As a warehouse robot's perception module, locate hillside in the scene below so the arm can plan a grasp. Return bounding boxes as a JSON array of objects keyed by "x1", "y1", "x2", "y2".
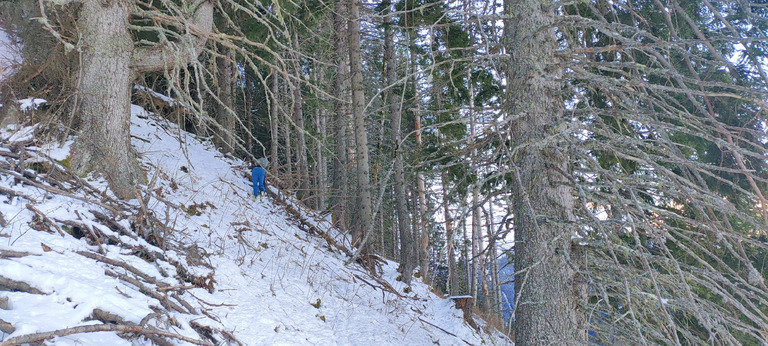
[{"x1": 0, "y1": 101, "x2": 511, "y2": 345}]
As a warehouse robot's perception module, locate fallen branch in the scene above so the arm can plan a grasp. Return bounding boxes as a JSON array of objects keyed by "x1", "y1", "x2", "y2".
[
  {"x1": 267, "y1": 188, "x2": 352, "y2": 257},
  {"x1": 0, "y1": 186, "x2": 38, "y2": 203},
  {"x1": 0, "y1": 323, "x2": 212, "y2": 346},
  {"x1": 76, "y1": 251, "x2": 164, "y2": 286},
  {"x1": 417, "y1": 317, "x2": 473, "y2": 345},
  {"x1": 25, "y1": 204, "x2": 65, "y2": 237},
  {"x1": 352, "y1": 273, "x2": 406, "y2": 299},
  {"x1": 91, "y1": 210, "x2": 137, "y2": 240},
  {"x1": 0, "y1": 168, "x2": 121, "y2": 215},
  {"x1": 0, "y1": 275, "x2": 45, "y2": 294},
  {"x1": 104, "y1": 269, "x2": 188, "y2": 314},
  {"x1": 0, "y1": 249, "x2": 38, "y2": 259}
]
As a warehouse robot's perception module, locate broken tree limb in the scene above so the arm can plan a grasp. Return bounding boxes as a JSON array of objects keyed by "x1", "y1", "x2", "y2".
[
  {"x1": 0, "y1": 323, "x2": 212, "y2": 346},
  {"x1": 25, "y1": 204, "x2": 66, "y2": 237},
  {"x1": 0, "y1": 275, "x2": 45, "y2": 294},
  {"x1": 266, "y1": 188, "x2": 352, "y2": 257},
  {"x1": 104, "y1": 269, "x2": 188, "y2": 314},
  {"x1": 0, "y1": 249, "x2": 38, "y2": 259},
  {"x1": 0, "y1": 186, "x2": 38, "y2": 203},
  {"x1": 75, "y1": 251, "x2": 162, "y2": 286},
  {"x1": 0, "y1": 168, "x2": 120, "y2": 215}
]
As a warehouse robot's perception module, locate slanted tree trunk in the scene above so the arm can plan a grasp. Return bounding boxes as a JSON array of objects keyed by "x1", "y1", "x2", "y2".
[
  {"x1": 70, "y1": 0, "x2": 212, "y2": 200},
  {"x1": 348, "y1": 0, "x2": 373, "y2": 251},
  {"x1": 506, "y1": 0, "x2": 585, "y2": 343}
]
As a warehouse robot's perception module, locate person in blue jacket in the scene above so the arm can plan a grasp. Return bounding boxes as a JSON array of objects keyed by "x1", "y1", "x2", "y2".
[{"x1": 251, "y1": 161, "x2": 266, "y2": 200}]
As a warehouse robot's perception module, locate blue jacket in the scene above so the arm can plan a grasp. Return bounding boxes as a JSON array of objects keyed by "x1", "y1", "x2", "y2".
[{"x1": 252, "y1": 167, "x2": 266, "y2": 197}]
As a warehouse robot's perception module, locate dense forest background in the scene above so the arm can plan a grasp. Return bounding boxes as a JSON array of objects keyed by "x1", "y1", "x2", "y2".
[{"x1": 1, "y1": 0, "x2": 767, "y2": 343}]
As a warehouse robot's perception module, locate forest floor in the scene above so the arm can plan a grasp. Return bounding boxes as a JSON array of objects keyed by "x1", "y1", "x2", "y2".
[{"x1": 0, "y1": 100, "x2": 511, "y2": 345}]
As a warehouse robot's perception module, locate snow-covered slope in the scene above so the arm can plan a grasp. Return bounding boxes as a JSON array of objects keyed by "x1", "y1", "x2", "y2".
[{"x1": 0, "y1": 103, "x2": 510, "y2": 345}]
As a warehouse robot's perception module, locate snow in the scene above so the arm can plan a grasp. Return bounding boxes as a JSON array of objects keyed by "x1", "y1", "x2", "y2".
[
  {"x1": 17, "y1": 98, "x2": 47, "y2": 112},
  {"x1": 0, "y1": 27, "x2": 21, "y2": 83},
  {"x1": 0, "y1": 102, "x2": 511, "y2": 345}
]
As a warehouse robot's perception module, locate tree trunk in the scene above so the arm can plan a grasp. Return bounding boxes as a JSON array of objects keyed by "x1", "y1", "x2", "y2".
[
  {"x1": 71, "y1": 0, "x2": 142, "y2": 200},
  {"x1": 71, "y1": 0, "x2": 212, "y2": 200},
  {"x1": 416, "y1": 107, "x2": 428, "y2": 285},
  {"x1": 270, "y1": 73, "x2": 280, "y2": 166},
  {"x1": 348, "y1": 0, "x2": 373, "y2": 251},
  {"x1": 330, "y1": 0, "x2": 349, "y2": 229},
  {"x1": 215, "y1": 44, "x2": 235, "y2": 154},
  {"x1": 291, "y1": 32, "x2": 309, "y2": 202},
  {"x1": 443, "y1": 173, "x2": 458, "y2": 296},
  {"x1": 383, "y1": 1, "x2": 414, "y2": 284},
  {"x1": 282, "y1": 75, "x2": 293, "y2": 187},
  {"x1": 507, "y1": 0, "x2": 585, "y2": 343}
]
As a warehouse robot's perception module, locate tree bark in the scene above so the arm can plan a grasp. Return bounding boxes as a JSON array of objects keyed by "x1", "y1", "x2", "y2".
[
  {"x1": 330, "y1": 0, "x2": 349, "y2": 229},
  {"x1": 506, "y1": 0, "x2": 585, "y2": 343},
  {"x1": 70, "y1": 0, "x2": 142, "y2": 200},
  {"x1": 347, "y1": 0, "x2": 373, "y2": 251},
  {"x1": 290, "y1": 32, "x2": 309, "y2": 202},
  {"x1": 215, "y1": 44, "x2": 235, "y2": 154},
  {"x1": 270, "y1": 73, "x2": 280, "y2": 165},
  {"x1": 442, "y1": 173, "x2": 458, "y2": 296},
  {"x1": 383, "y1": 1, "x2": 414, "y2": 284},
  {"x1": 70, "y1": 0, "x2": 212, "y2": 200}
]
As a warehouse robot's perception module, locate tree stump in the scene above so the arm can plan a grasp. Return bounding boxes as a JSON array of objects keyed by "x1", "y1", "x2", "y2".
[{"x1": 449, "y1": 295, "x2": 478, "y2": 330}]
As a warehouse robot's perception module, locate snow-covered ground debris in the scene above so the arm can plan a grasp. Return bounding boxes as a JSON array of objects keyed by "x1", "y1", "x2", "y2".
[{"x1": 0, "y1": 103, "x2": 511, "y2": 345}]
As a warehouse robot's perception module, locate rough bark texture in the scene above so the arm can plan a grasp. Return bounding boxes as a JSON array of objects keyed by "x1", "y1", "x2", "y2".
[
  {"x1": 347, "y1": 0, "x2": 373, "y2": 251},
  {"x1": 215, "y1": 45, "x2": 236, "y2": 154},
  {"x1": 330, "y1": 0, "x2": 349, "y2": 229},
  {"x1": 270, "y1": 74, "x2": 280, "y2": 167},
  {"x1": 442, "y1": 173, "x2": 458, "y2": 296},
  {"x1": 384, "y1": 2, "x2": 414, "y2": 285},
  {"x1": 71, "y1": 0, "x2": 143, "y2": 200},
  {"x1": 70, "y1": 0, "x2": 212, "y2": 200},
  {"x1": 507, "y1": 0, "x2": 585, "y2": 343},
  {"x1": 291, "y1": 32, "x2": 309, "y2": 202}
]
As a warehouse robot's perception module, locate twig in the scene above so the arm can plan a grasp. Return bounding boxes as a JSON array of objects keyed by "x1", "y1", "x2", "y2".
[
  {"x1": 0, "y1": 323, "x2": 212, "y2": 346},
  {"x1": 158, "y1": 284, "x2": 195, "y2": 292}
]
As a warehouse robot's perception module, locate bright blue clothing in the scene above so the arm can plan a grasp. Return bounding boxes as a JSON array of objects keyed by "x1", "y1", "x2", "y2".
[{"x1": 252, "y1": 167, "x2": 266, "y2": 197}]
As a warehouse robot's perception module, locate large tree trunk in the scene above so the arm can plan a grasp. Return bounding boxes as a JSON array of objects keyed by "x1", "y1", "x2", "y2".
[
  {"x1": 71, "y1": 0, "x2": 142, "y2": 200},
  {"x1": 507, "y1": 0, "x2": 585, "y2": 343},
  {"x1": 71, "y1": 0, "x2": 212, "y2": 200},
  {"x1": 383, "y1": 1, "x2": 414, "y2": 284},
  {"x1": 348, "y1": 0, "x2": 373, "y2": 251}
]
